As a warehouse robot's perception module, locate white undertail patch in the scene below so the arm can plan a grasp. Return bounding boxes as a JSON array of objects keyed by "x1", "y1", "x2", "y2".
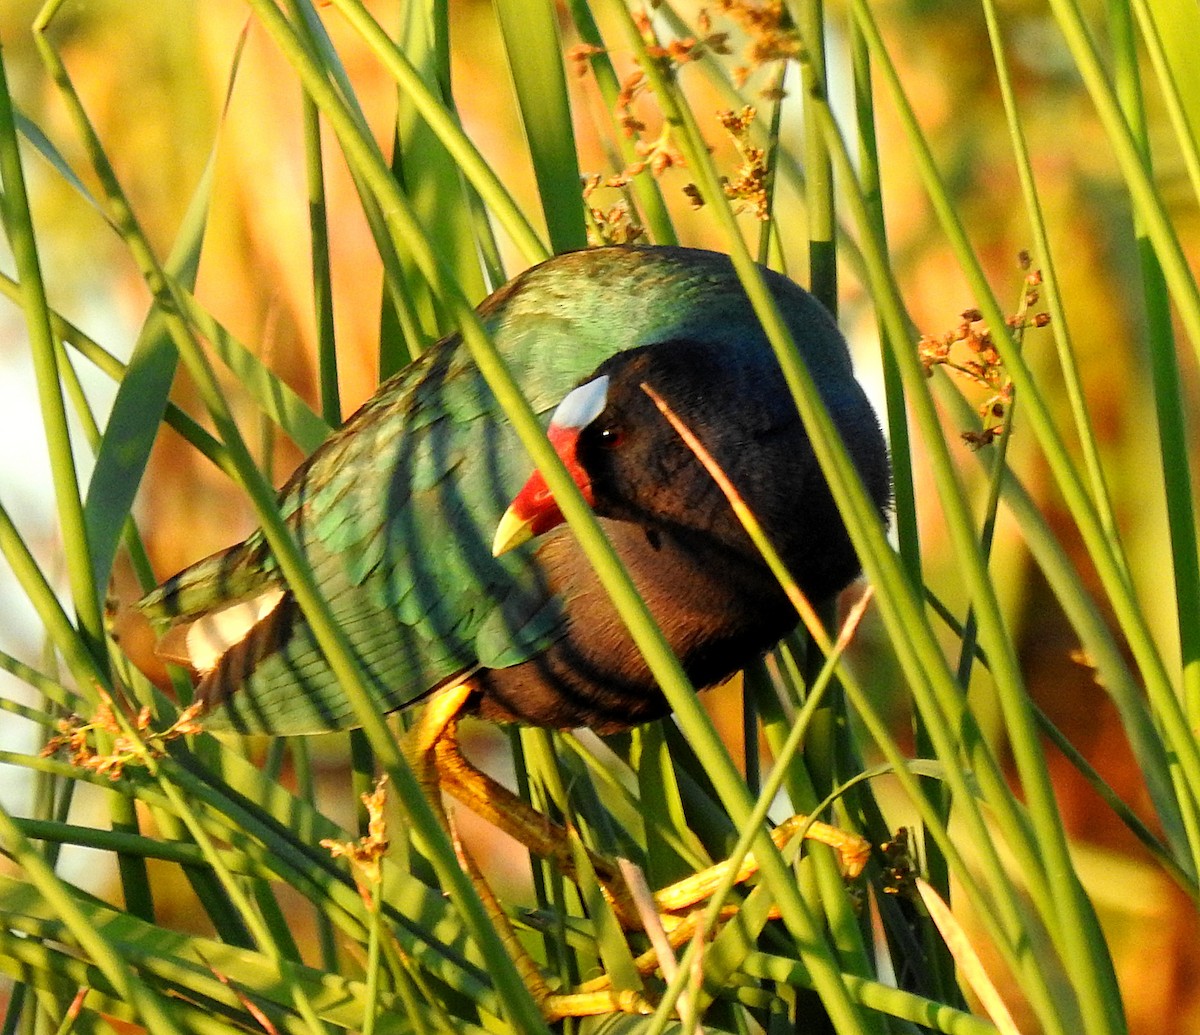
[{"x1": 158, "y1": 589, "x2": 287, "y2": 674}]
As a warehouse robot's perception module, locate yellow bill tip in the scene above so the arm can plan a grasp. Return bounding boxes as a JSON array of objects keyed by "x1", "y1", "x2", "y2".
[{"x1": 492, "y1": 505, "x2": 536, "y2": 557}]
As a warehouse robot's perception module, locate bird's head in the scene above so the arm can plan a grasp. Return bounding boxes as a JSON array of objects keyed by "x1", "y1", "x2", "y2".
[{"x1": 490, "y1": 335, "x2": 882, "y2": 574}]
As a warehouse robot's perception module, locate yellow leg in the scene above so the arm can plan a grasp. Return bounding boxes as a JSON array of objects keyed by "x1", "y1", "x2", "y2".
[
  {"x1": 409, "y1": 683, "x2": 872, "y2": 1018},
  {"x1": 410, "y1": 682, "x2": 634, "y2": 902},
  {"x1": 652, "y1": 814, "x2": 870, "y2": 916},
  {"x1": 424, "y1": 695, "x2": 870, "y2": 914},
  {"x1": 410, "y1": 683, "x2": 653, "y2": 1019}
]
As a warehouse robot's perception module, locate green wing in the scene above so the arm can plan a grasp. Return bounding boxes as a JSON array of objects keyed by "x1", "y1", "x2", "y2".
[{"x1": 142, "y1": 305, "x2": 615, "y2": 734}]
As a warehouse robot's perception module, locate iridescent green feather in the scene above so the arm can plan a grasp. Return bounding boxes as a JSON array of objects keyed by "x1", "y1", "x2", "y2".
[{"x1": 139, "y1": 247, "x2": 859, "y2": 734}]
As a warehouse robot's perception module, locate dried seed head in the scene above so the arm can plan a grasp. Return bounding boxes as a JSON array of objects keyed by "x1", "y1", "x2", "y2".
[{"x1": 321, "y1": 776, "x2": 392, "y2": 900}]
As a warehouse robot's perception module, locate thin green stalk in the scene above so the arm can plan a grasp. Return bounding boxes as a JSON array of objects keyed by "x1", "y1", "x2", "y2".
[
  {"x1": 994, "y1": 0, "x2": 1199, "y2": 870},
  {"x1": 52, "y1": 341, "x2": 161, "y2": 709},
  {"x1": 0, "y1": 502, "x2": 105, "y2": 706},
  {"x1": 756, "y1": 63, "x2": 787, "y2": 268},
  {"x1": 286, "y1": 0, "x2": 439, "y2": 371},
  {"x1": 829, "y1": 686, "x2": 1074, "y2": 1034},
  {"x1": 299, "y1": 82, "x2": 340, "y2": 426},
  {"x1": 1109, "y1": 0, "x2": 1200, "y2": 741},
  {"x1": 362, "y1": 882, "x2": 383, "y2": 1035},
  {"x1": 739, "y1": 952, "x2": 1005, "y2": 1035},
  {"x1": 979, "y1": 0, "x2": 1131, "y2": 586},
  {"x1": 974, "y1": 0, "x2": 1200, "y2": 883},
  {"x1": 830, "y1": 78, "x2": 1123, "y2": 1030},
  {"x1": 287, "y1": 740, "x2": 340, "y2": 970},
  {"x1": 646, "y1": 611, "x2": 869, "y2": 1033},
  {"x1": 0, "y1": 273, "x2": 228, "y2": 464},
  {"x1": 385, "y1": 0, "x2": 490, "y2": 362},
  {"x1": 857, "y1": 0, "x2": 1200, "y2": 885},
  {"x1": 3, "y1": 52, "x2": 168, "y2": 933},
  {"x1": 669, "y1": 0, "x2": 1037, "y2": 917},
  {"x1": 847, "y1": 18, "x2": 919, "y2": 581},
  {"x1": 123, "y1": 754, "x2": 332, "y2": 1032},
  {"x1": 328, "y1": 0, "x2": 549, "y2": 266},
  {"x1": 494, "y1": 0, "x2": 587, "y2": 252},
  {"x1": 794, "y1": 0, "x2": 837, "y2": 310},
  {"x1": 845, "y1": 22, "x2": 947, "y2": 1001},
  {"x1": 936, "y1": 361, "x2": 1193, "y2": 887},
  {"x1": 0, "y1": 805, "x2": 186, "y2": 1035},
  {"x1": 1046, "y1": 0, "x2": 1200, "y2": 363},
  {"x1": 1131, "y1": 0, "x2": 1200, "y2": 208},
  {"x1": 804, "y1": 9, "x2": 1046, "y2": 904},
  {"x1": 1026, "y1": 1, "x2": 1200, "y2": 823},
  {"x1": 0, "y1": 46, "x2": 104, "y2": 672},
  {"x1": 954, "y1": 267, "x2": 1038, "y2": 694},
  {"x1": 1031, "y1": 707, "x2": 1197, "y2": 898}
]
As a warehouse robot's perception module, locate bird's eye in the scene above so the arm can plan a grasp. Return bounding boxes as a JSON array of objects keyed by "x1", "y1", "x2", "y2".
[{"x1": 597, "y1": 425, "x2": 623, "y2": 448}]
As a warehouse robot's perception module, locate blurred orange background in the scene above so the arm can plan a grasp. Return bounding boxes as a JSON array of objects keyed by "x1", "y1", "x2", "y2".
[{"x1": 0, "y1": 1, "x2": 1197, "y2": 1030}]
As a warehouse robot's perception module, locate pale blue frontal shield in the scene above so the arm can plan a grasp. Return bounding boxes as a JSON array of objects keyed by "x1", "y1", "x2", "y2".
[{"x1": 550, "y1": 374, "x2": 610, "y2": 430}]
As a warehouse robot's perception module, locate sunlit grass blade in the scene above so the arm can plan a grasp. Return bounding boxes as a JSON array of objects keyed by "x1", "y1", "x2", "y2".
[
  {"x1": 495, "y1": 0, "x2": 588, "y2": 253},
  {"x1": 0, "y1": 271, "x2": 229, "y2": 466},
  {"x1": 0, "y1": 805, "x2": 187, "y2": 1035},
  {"x1": 1045, "y1": 0, "x2": 1200, "y2": 375},
  {"x1": 328, "y1": 0, "x2": 549, "y2": 268},
  {"x1": 853, "y1": 0, "x2": 1200, "y2": 898},
  {"x1": 0, "y1": 47, "x2": 104, "y2": 667},
  {"x1": 286, "y1": 5, "x2": 339, "y2": 429},
  {"x1": 935, "y1": 372, "x2": 1191, "y2": 878},
  {"x1": 0, "y1": 871, "x2": 421, "y2": 1033},
  {"x1": 385, "y1": 0, "x2": 488, "y2": 353},
  {"x1": 1108, "y1": 0, "x2": 1200, "y2": 754},
  {"x1": 1137, "y1": 0, "x2": 1200, "y2": 203}
]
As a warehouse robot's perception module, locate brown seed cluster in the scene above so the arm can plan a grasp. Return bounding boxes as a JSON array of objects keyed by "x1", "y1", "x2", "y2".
[
  {"x1": 321, "y1": 775, "x2": 391, "y2": 901},
  {"x1": 634, "y1": 5, "x2": 733, "y2": 69},
  {"x1": 721, "y1": 106, "x2": 772, "y2": 219},
  {"x1": 918, "y1": 258, "x2": 1050, "y2": 449},
  {"x1": 573, "y1": 2, "x2": 802, "y2": 242},
  {"x1": 711, "y1": 0, "x2": 802, "y2": 87},
  {"x1": 582, "y1": 175, "x2": 647, "y2": 246},
  {"x1": 41, "y1": 690, "x2": 203, "y2": 781}
]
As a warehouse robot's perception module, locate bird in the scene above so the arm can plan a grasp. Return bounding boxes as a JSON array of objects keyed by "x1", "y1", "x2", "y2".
[
  {"x1": 139, "y1": 244, "x2": 890, "y2": 739},
  {"x1": 139, "y1": 244, "x2": 890, "y2": 1018}
]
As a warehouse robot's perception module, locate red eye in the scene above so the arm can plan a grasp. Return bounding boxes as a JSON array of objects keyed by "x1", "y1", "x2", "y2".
[{"x1": 598, "y1": 425, "x2": 623, "y2": 448}]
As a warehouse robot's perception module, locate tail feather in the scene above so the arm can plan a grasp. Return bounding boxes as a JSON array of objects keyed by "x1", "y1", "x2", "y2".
[
  {"x1": 156, "y1": 588, "x2": 289, "y2": 673},
  {"x1": 195, "y1": 591, "x2": 299, "y2": 713},
  {"x1": 138, "y1": 537, "x2": 273, "y2": 622}
]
